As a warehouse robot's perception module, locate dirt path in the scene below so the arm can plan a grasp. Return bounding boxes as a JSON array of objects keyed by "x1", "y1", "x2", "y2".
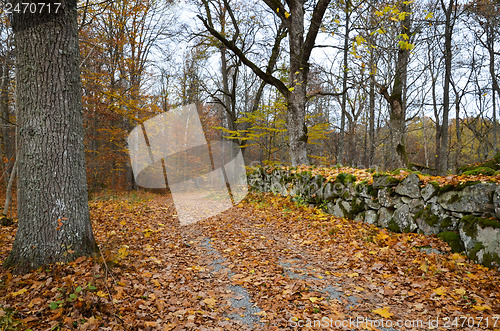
[{"x1": 1, "y1": 192, "x2": 499, "y2": 330}]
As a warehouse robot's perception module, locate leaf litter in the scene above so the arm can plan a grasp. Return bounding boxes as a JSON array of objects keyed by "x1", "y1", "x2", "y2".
[{"x1": 0, "y1": 191, "x2": 498, "y2": 330}]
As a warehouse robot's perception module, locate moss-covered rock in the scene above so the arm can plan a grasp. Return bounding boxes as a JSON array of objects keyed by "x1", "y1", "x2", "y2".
[
  {"x1": 392, "y1": 204, "x2": 417, "y2": 233},
  {"x1": 373, "y1": 173, "x2": 401, "y2": 188},
  {"x1": 462, "y1": 167, "x2": 496, "y2": 176},
  {"x1": 459, "y1": 151, "x2": 500, "y2": 173},
  {"x1": 459, "y1": 215, "x2": 500, "y2": 268},
  {"x1": 437, "y1": 183, "x2": 496, "y2": 213},
  {"x1": 335, "y1": 172, "x2": 357, "y2": 185},
  {"x1": 437, "y1": 231, "x2": 464, "y2": 253},
  {"x1": 395, "y1": 173, "x2": 421, "y2": 198}
]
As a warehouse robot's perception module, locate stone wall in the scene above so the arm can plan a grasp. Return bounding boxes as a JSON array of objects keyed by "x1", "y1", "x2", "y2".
[{"x1": 248, "y1": 167, "x2": 500, "y2": 268}]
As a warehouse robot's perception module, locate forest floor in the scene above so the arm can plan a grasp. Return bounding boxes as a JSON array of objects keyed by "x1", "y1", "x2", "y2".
[{"x1": 0, "y1": 191, "x2": 499, "y2": 330}]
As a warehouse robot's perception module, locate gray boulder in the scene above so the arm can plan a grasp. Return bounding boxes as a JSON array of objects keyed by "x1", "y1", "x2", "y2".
[
  {"x1": 377, "y1": 207, "x2": 394, "y2": 228},
  {"x1": 364, "y1": 197, "x2": 381, "y2": 210},
  {"x1": 421, "y1": 183, "x2": 438, "y2": 201},
  {"x1": 322, "y1": 182, "x2": 336, "y2": 201},
  {"x1": 378, "y1": 187, "x2": 401, "y2": 208},
  {"x1": 459, "y1": 216, "x2": 500, "y2": 268},
  {"x1": 395, "y1": 173, "x2": 421, "y2": 198},
  {"x1": 373, "y1": 174, "x2": 401, "y2": 188},
  {"x1": 331, "y1": 200, "x2": 352, "y2": 218},
  {"x1": 365, "y1": 210, "x2": 378, "y2": 225},
  {"x1": 391, "y1": 204, "x2": 417, "y2": 233},
  {"x1": 494, "y1": 186, "x2": 500, "y2": 219},
  {"x1": 438, "y1": 183, "x2": 497, "y2": 214}
]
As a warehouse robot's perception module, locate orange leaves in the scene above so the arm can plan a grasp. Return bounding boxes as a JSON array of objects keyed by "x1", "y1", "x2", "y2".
[
  {"x1": 1, "y1": 191, "x2": 499, "y2": 329},
  {"x1": 372, "y1": 307, "x2": 394, "y2": 318}
]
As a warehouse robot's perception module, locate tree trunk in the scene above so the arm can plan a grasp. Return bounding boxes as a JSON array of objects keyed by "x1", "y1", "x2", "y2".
[
  {"x1": 337, "y1": 0, "x2": 351, "y2": 165},
  {"x1": 0, "y1": 60, "x2": 14, "y2": 187},
  {"x1": 438, "y1": 0, "x2": 454, "y2": 175},
  {"x1": 487, "y1": 23, "x2": 499, "y2": 153},
  {"x1": 378, "y1": 3, "x2": 410, "y2": 169},
  {"x1": 4, "y1": 0, "x2": 97, "y2": 273},
  {"x1": 287, "y1": 1, "x2": 309, "y2": 165},
  {"x1": 3, "y1": 156, "x2": 16, "y2": 216},
  {"x1": 368, "y1": 49, "x2": 376, "y2": 166}
]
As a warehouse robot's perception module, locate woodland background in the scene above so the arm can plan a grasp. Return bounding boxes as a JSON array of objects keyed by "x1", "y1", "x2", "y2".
[{"x1": 0, "y1": 0, "x2": 499, "y2": 192}]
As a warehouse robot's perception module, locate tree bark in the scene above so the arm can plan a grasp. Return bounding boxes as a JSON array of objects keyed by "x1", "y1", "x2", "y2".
[
  {"x1": 377, "y1": 4, "x2": 411, "y2": 169},
  {"x1": 4, "y1": 0, "x2": 97, "y2": 273},
  {"x1": 438, "y1": 0, "x2": 454, "y2": 175},
  {"x1": 0, "y1": 60, "x2": 14, "y2": 186},
  {"x1": 337, "y1": 0, "x2": 351, "y2": 165},
  {"x1": 487, "y1": 23, "x2": 499, "y2": 153}
]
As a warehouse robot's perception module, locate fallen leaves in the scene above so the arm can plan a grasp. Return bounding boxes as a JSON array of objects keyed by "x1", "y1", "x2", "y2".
[
  {"x1": 0, "y1": 191, "x2": 499, "y2": 329},
  {"x1": 372, "y1": 307, "x2": 394, "y2": 318}
]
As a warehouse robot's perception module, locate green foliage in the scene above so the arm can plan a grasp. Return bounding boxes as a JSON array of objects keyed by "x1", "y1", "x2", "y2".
[
  {"x1": 335, "y1": 173, "x2": 356, "y2": 185},
  {"x1": 0, "y1": 307, "x2": 21, "y2": 330},
  {"x1": 291, "y1": 195, "x2": 307, "y2": 207},
  {"x1": 459, "y1": 152, "x2": 500, "y2": 173},
  {"x1": 49, "y1": 284, "x2": 95, "y2": 312},
  {"x1": 461, "y1": 215, "x2": 500, "y2": 238},
  {"x1": 462, "y1": 167, "x2": 495, "y2": 176},
  {"x1": 437, "y1": 181, "x2": 480, "y2": 194}
]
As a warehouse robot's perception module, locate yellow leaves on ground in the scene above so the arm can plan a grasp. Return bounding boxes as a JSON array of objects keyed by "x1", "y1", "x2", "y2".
[
  {"x1": 96, "y1": 291, "x2": 107, "y2": 298},
  {"x1": 308, "y1": 296, "x2": 323, "y2": 303},
  {"x1": 203, "y1": 298, "x2": 217, "y2": 307},
  {"x1": 473, "y1": 304, "x2": 491, "y2": 311},
  {"x1": 433, "y1": 287, "x2": 446, "y2": 296},
  {"x1": 116, "y1": 245, "x2": 129, "y2": 260},
  {"x1": 11, "y1": 288, "x2": 27, "y2": 297},
  {"x1": 372, "y1": 307, "x2": 394, "y2": 318}
]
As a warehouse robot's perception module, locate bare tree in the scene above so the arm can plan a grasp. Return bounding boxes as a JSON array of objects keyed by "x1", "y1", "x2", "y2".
[{"x1": 199, "y1": 0, "x2": 333, "y2": 165}]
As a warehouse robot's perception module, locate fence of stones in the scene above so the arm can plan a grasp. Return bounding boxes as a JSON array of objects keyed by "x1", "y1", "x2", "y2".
[{"x1": 247, "y1": 167, "x2": 500, "y2": 268}]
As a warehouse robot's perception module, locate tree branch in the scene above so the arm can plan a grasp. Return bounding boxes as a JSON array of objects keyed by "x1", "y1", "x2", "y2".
[
  {"x1": 302, "y1": 0, "x2": 332, "y2": 64},
  {"x1": 198, "y1": 15, "x2": 289, "y2": 97},
  {"x1": 307, "y1": 87, "x2": 350, "y2": 100},
  {"x1": 262, "y1": 0, "x2": 290, "y2": 28}
]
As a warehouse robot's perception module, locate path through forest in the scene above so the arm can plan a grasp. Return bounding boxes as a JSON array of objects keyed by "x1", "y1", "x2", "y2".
[{"x1": 1, "y1": 192, "x2": 499, "y2": 330}]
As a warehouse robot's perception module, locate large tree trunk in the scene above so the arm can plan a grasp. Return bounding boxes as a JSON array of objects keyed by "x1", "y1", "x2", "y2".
[
  {"x1": 487, "y1": 23, "x2": 499, "y2": 153},
  {"x1": 378, "y1": 4, "x2": 410, "y2": 169},
  {"x1": 287, "y1": 1, "x2": 309, "y2": 165},
  {"x1": 4, "y1": 0, "x2": 97, "y2": 273}
]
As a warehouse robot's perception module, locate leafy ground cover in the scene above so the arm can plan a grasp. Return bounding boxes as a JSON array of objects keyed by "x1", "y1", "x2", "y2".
[
  {"x1": 0, "y1": 191, "x2": 499, "y2": 330},
  {"x1": 269, "y1": 165, "x2": 500, "y2": 186}
]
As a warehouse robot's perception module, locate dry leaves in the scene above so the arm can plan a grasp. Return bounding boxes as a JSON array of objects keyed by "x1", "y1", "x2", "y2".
[{"x1": 0, "y1": 191, "x2": 499, "y2": 330}]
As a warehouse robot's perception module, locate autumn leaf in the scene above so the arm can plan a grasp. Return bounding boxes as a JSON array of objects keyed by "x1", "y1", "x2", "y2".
[
  {"x1": 11, "y1": 288, "x2": 27, "y2": 297},
  {"x1": 96, "y1": 291, "x2": 107, "y2": 298},
  {"x1": 473, "y1": 305, "x2": 491, "y2": 311},
  {"x1": 309, "y1": 297, "x2": 323, "y2": 303},
  {"x1": 372, "y1": 307, "x2": 393, "y2": 318},
  {"x1": 433, "y1": 287, "x2": 446, "y2": 296},
  {"x1": 203, "y1": 298, "x2": 217, "y2": 307}
]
